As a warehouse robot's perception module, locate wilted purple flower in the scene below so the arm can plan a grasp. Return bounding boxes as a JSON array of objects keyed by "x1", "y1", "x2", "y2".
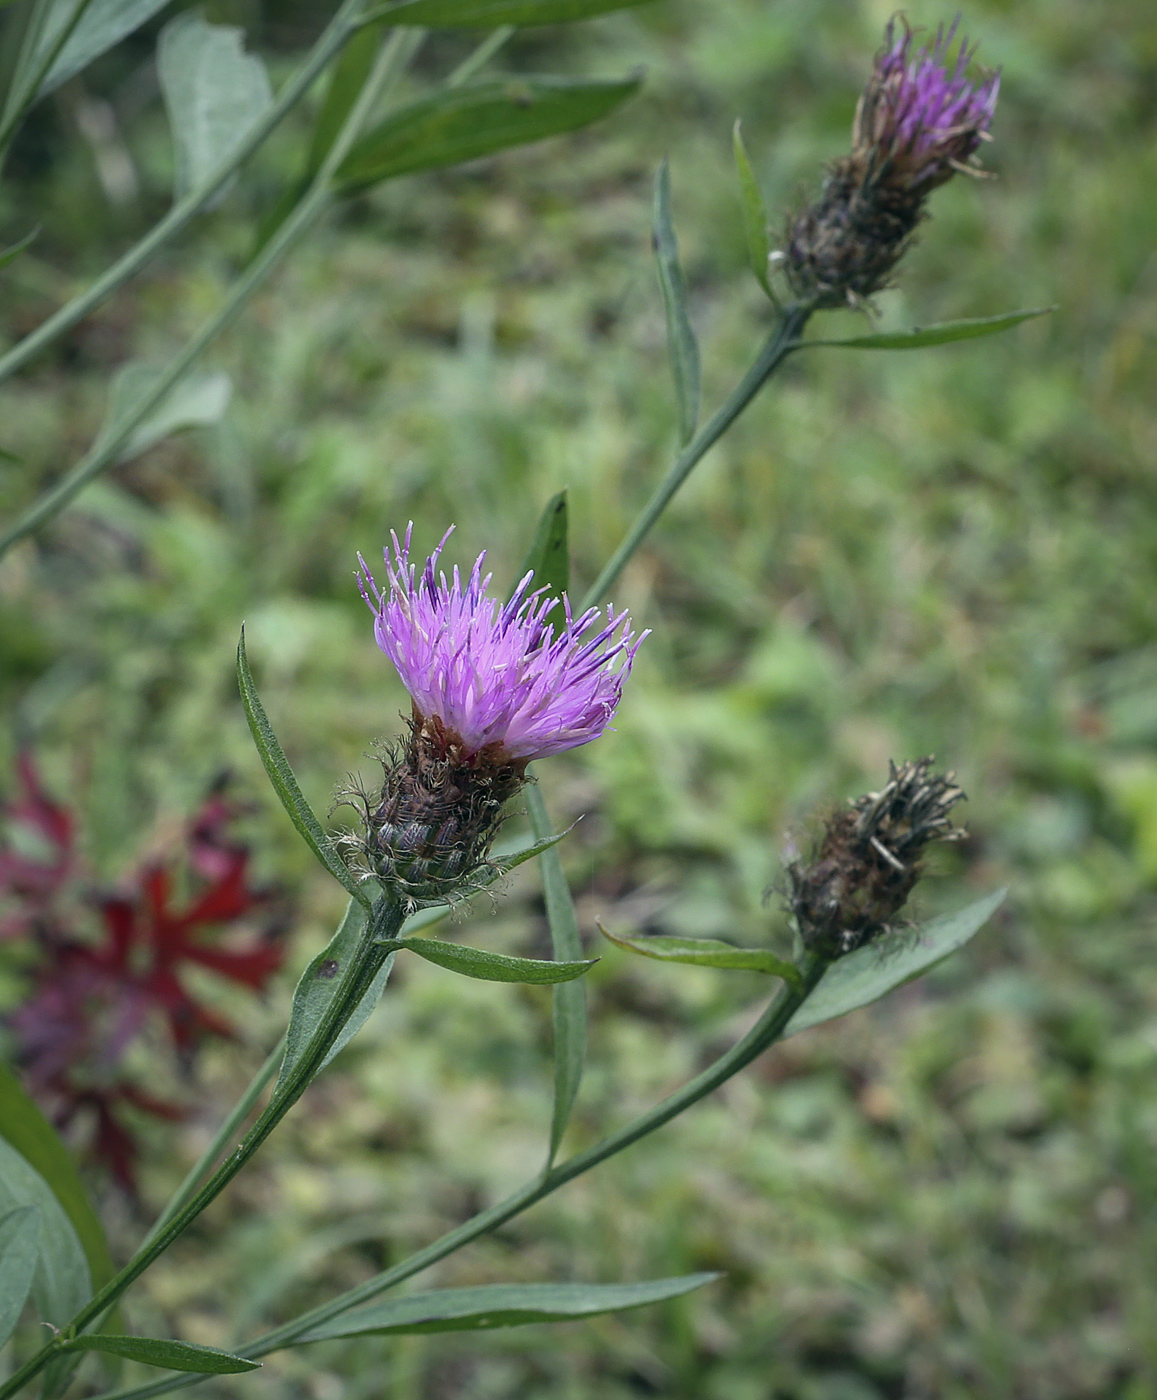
[
  {"x1": 348, "y1": 526, "x2": 646, "y2": 904},
  {"x1": 359, "y1": 526, "x2": 645, "y2": 762},
  {"x1": 785, "y1": 15, "x2": 1000, "y2": 308}
]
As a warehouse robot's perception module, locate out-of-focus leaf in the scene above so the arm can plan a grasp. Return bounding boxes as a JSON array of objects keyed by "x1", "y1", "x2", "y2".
[
  {"x1": 336, "y1": 73, "x2": 640, "y2": 191},
  {"x1": 514, "y1": 490, "x2": 568, "y2": 626},
  {"x1": 295, "y1": 1272, "x2": 720, "y2": 1340},
  {"x1": 0, "y1": 1206, "x2": 40, "y2": 1349},
  {"x1": 95, "y1": 363, "x2": 232, "y2": 464},
  {"x1": 599, "y1": 924, "x2": 802, "y2": 986},
  {"x1": 0, "y1": 1137, "x2": 90, "y2": 1332},
  {"x1": 732, "y1": 121, "x2": 773, "y2": 300},
  {"x1": 785, "y1": 889, "x2": 1007, "y2": 1036},
  {"x1": 37, "y1": 0, "x2": 175, "y2": 96},
  {"x1": 380, "y1": 0, "x2": 655, "y2": 25},
  {"x1": 0, "y1": 227, "x2": 38, "y2": 270},
  {"x1": 60, "y1": 1336, "x2": 259, "y2": 1373},
  {"x1": 157, "y1": 14, "x2": 273, "y2": 201},
  {"x1": 652, "y1": 158, "x2": 699, "y2": 444},
  {"x1": 799, "y1": 307, "x2": 1055, "y2": 351},
  {"x1": 394, "y1": 936, "x2": 595, "y2": 984},
  {"x1": 237, "y1": 629, "x2": 369, "y2": 907},
  {"x1": 0, "y1": 1062, "x2": 114, "y2": 1295}
]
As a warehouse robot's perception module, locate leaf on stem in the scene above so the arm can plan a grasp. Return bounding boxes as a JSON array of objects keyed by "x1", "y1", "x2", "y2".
[
  {"x1": 0, "y1": 227, "x2": 38, "y2": 271},
  {"x1": 0, "y1": 1137, "x2": 91, "y2": 1333},
  {"x1": 95, "y1": 362, "x2": 232, "y2": 464},
  {"x1": 60, "y1": 1336, "x2": 259, "y2": 1374},
  {"x1": 0, "y1": 1062, "x2": 115, "y2": 1296},
  {"x1": 784, "y1": 888, "x2": 1007, "y2": 1037},
  {"x1": 514, "y1": 490, "x2": 568, "y2": 628},
  {"x1": 395, "y1": 937, "x2": 595, "y2": 984},
  {"x1": 36, "y1": 0, "x2": 177, "y2": 96},
  {"x1": 652, "y1": 158, "x2": 700, "y2": 445},
  {"x1": 237, "y1": 629, "x2": 370, "y2": 907},
  {"x1": 158, "y1": 14, "x2": 273, "y2": 203},
  {"x1": 0, "y1": 1206, "x2": 40, "y2": 1350},
  {"x1": 798, "y1": 306, "x2": 1056, "y2": 351},
  {"x1": 599, "y1": 923, "x2": 802, "y2": 986},
  {"x1": 294, "y1": 1272, "x2": 720, "y2": 1339},
  {"x1": 732, "y1": 121, "x2": 775, "y2": 302},
  {"x1": 379, "y1": 0, "x2": 656, "y2": 24},
  {"x1": 335, "y1": 74, "x2": 640, "y2": 192}
]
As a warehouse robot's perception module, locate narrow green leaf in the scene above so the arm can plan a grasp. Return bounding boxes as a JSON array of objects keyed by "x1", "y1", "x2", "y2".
[
  {"x1": 296, "y1": 1272, "x2": 719, "y2": 1340},
  {"x1": 237, "y1": 628, "x2": 370, "y2": 907},
  {"x1": 37, "y1": 0, "x2": 175, "y2": 97},
  {"x1": 305, "y1": 22, "x2": 382, "y2": 179},
  {"x1": 158, "y1": 15, "x2": 273, "y2": 202},
  {"x1": 0, "y1": 1137, "x2": 91, "y2": 1331},
  {"x1": 95, "y1": 363, "x2": 232, "y2": 464},
  {"x1": 0, "y1": 1061, "x2": 114, "y2": 1295},
  {"x1": 514, "y1": 490, "x2": 569, "y2": 630},
  {"x1": 0, "y1": 1205, "x2": 40, "y2": 1349},
  {"x1": 599, "y1": 923, "x2": 802, "y2": 986},
  {"x1": 381, "y1": 0, "x2": 656, "y2": 25},
  {"x1": 336, "y1": 74, "x2": 640, "y2": 192},
  {"x1": 652, "y1": 158, "x2": 700, "y2": 444},
  {"x1": 61, "y1": 1336, "x2": 259, "y2": 1374},
  {"x1": 799, "y1": 307, "x2": 1056, "y2": 351},
  {"x1": 278, "y1": 898, "x2": 392, "y2": 1091},
  {"x1": 397, "y1": 936, "x2": 595, "y2": 984},
  {"x1": 0, "y1": 226, "x2": 38, "y2": 271},
  {"x1": 732, "y1": 120, "x2": 774, "y2": 301},
  {"x1": 489, "y1": 828, "x2": 568, "y2": 875},
  {"x1": 785, "y1": 889, "x2": 1007, "y2": 1037}
]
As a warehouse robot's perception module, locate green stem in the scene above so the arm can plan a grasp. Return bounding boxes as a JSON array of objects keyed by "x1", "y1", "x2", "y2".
[
  {"x1": 580, "y1": 304, "x2": 810, "y2": 611},
  {"x1": 0, "y1": 0, "x2": 369, "y2": 389},
  {"x1": 0, "y1": 897, "x2": 404, "y2": 1400},
  {"x1": 77, "y1": 955, "x2": 827, "y2": 1400},
  {"x1": 0, "y1": 24, "x2": 421, "y2": 560},
  {"x1": 446, "y1": 24, "x2": 513, "y2": 87}
]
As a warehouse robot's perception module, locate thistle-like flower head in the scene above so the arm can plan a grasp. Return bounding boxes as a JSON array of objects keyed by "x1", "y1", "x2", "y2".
[
  {"x1": 350, "y1": 526, "x2": 646, "y2": 905},
  {"x1": 358, "y1": 525, "x2": 646, "y2": 763},
  {"x1": 785, "y1": 15, "x2": 999, "y2": 308}
]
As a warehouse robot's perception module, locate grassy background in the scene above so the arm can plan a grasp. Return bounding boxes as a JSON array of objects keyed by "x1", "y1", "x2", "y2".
[{"x1": 3, "y1": 0, "x2": 1157, "y2": 1395}]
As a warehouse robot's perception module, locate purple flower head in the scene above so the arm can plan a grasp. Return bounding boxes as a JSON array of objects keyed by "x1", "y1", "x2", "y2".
[
  {"x1": 359, "y1": 525, "x2": 647, "y2": 763},
  {"x1": 855, "y1": 16, "x2": 1000, "y2": 192}
]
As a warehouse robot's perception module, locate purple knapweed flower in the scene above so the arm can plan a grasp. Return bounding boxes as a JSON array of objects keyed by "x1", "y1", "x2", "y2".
[
  {"x1": 346, "y1": 526, "x2": 646, "y2": 904},
  {"x1": 784, "y1": 14, "x2": 1000, "y2": 308}
]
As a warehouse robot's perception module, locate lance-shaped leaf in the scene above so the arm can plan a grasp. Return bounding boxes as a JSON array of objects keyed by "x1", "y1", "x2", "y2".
[
  {"x1": 514, "y1": 490, "x2": 569, "y2": 630},
  {"x1": 0, "y1": 1063, "x2": 114, "y2": 1296},
  {"x1": 237, "y1": 629, "x2": 370, "y2": 907},
  {"x1": 36, "y1": 0, "x2": 175, "y2": 96},
  {"x1": 0, "y1": 1138, "x2": 90, "y2": 1333},
  {"x1": 599, "y1": 923, "x2": 802, "y2": 988},
  {"x1": 797, "y1": 307, "x2": 1055, "y2": 352},
  {"x1": 158, "y1": 15, "x2": 273, "y2": 202},
  {"x1": 295, "y1": 1273, "x2": 719, "y2": 1340},
  {"x1": 96, "y1": 363, "x2": 232, "y2": 464},
  {"x1": 380, "y1": 0, "x2": 656, "y2": 24},
  {"x1": 785, "y1": 889, "x2": 1007, "y2": 1037},
  {"x1": 60, "y1": 1336, "x2": 259, "y2": 1374},
  {"x1": 0, "y1": 1206, "x2": 40, "y2": 1349},
  {"x1": 652, "y1": 158, "x2": 700, "y2": 444},
  {"x1": 336, "y1": 73, "x2": 640, "y2": 192},
  {"x1": 0, "y1": 227, "x2": 38, "y2": 271},
  {"x1": 732, "y1": 120, "x2": 774, "y2": 302},
  {"x1": 394, "y1": 936, "x2": 595, "y2": 984}
]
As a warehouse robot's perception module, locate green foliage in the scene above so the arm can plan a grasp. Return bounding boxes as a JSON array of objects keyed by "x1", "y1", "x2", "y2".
[
  {"x1": 652, "y1": 157, "x2": 700, "y2": 443},
  {"x1": 59, "y1": 1335, "x2": 259, "y2": 1373},
  {"x1": 599, "y1": 923, "x2": 801, "y2": 983},
  {"x1": 0, "y1": 1206, "x2": 39, "y2": 1349},
  {"x1": 800, "y1": 306, "x2": 1057, "y2": 351},
  {"x1": 0, "y1": 1139, "x2": 90, "y2": 1331},
  {"x1": 382, "y1": 0, "x2": 657, "y2": 25},
  {"x1": 393, "y1": 936, "x2": 596, "y2": 983}
]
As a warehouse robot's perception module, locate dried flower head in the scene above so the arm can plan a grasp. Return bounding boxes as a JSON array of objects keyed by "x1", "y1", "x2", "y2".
[
  {"x1": 787, "y1": 757, "x2": 967, "y2": 958},
  {"x1": 350, "y1": 526, "x2": 646, "y2": 904},
  {"x1": 784, "y1": 16, "x2": 999, "y2": 308}
]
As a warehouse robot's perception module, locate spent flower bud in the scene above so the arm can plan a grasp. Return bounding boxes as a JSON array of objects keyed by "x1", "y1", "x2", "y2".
[
  {"x1": 787, "y1": 758, "x2": 966, "y2": 958},
  {"x1": 344, "y1": 526, "x2": 646, "y2": 905},
  {"x1": 784, "y1": 16, "x2": 999, "y2": 308}
]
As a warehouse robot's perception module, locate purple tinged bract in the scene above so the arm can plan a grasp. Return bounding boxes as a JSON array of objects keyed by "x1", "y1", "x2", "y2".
[{"x1": 358, "y1": 526, "x2": 647, "y2": 763}]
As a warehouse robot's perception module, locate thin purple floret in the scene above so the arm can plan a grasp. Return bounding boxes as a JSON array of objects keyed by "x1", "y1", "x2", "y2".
[{"x1": 359, "y1": 526, "x2": 648, "y2": 762}]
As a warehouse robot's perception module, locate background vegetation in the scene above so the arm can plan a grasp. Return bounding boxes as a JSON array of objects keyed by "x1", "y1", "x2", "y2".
[{"x1": 3, "y1": 0, "x2": 1157, "y2": 1394}]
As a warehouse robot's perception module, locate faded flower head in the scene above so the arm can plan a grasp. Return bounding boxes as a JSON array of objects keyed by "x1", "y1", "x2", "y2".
[
  {"x1": 348, "y1": 526, "x2": 646, "y2": 904},
  {"x1": 787, "y1": 758, "x2": 966, "y2": 959},
  {"x1": 785, "y1": 16, "x2": 1000, "y2": 308}
]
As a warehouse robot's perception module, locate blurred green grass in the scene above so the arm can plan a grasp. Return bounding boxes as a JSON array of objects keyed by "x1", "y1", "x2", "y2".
[{"x1": 3, "y1": 0, "x2": 1157, "y2": 1395}]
